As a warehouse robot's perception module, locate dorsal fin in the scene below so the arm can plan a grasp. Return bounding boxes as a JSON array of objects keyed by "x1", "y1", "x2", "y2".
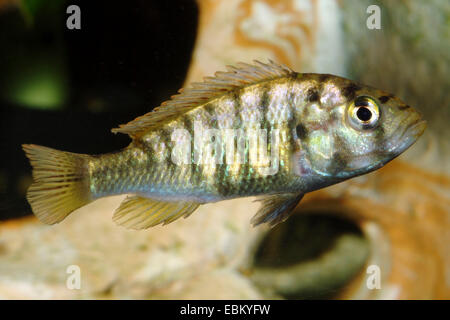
[{"x1": 111, "y1": 60, "x2": 294, "y2": 137}]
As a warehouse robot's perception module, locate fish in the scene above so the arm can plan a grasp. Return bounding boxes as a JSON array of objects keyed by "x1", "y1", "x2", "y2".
[{"x1": 22, "y1": 60, "x2": 426, "y2": 229}]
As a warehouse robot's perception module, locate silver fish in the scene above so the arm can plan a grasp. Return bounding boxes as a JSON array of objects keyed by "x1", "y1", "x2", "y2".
[{"x1": 22, "y1": 60, "x2": 426, "y2": 228}]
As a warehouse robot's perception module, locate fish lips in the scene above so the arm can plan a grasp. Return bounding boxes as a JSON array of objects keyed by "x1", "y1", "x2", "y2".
[
  {"x1": 372, "y1": 119, "x2": 427, "y2": 171},
  {"x1": 391, "y1": 119, "x2": 427, "y2": 156}
]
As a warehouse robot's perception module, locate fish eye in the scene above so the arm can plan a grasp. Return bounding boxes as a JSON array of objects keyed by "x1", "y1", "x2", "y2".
[
  {"x1": 348, "y1": 96, "x2": 380, "y2": 130},
  {"x1": 356, "y1": 107, "x2": 372, "y2": 121}
]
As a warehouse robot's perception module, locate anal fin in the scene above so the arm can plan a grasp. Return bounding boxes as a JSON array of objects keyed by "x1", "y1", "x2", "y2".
[
  {"x1": 251, "y1": 193, "x2": 304, "y2": 227},
  {"x1": 113, "y1": 196, "x2": 200, "y2": 229}
]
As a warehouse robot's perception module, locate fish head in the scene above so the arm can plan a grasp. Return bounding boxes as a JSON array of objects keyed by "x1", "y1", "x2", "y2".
[
  {"x1": 294, "y1": 77, "x2": 426, "y2": 181},
  {"x1": 324, "y1": 87, "x2": 426, "y2": 179}
]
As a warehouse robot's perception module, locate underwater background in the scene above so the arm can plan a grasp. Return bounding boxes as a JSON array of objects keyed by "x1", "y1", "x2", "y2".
[{"x1": 0, "y1": 0, "x2": 448, "y2": 299}]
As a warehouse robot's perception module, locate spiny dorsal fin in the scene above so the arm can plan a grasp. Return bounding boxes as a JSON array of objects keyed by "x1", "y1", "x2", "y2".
[
  {"x1": 112, "y1": 195, "x2": 200, "y2": 229},
  {"x1": 111, "y1": 60, "x2": 294, "y2": 137},
  {"x1": 251, "y1": 193, "x2": 304, "y2": 227}
]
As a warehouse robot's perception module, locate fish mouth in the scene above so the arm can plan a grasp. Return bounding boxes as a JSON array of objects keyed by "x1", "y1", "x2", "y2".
[
  {"x1": 393, "y1": 119, "x2": 427, "y2": 154},
  {"x1": 408, "y1": 119, "x2": 427, "y2": 137}
]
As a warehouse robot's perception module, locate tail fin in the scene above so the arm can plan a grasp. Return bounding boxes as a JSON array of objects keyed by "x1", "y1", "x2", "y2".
[{"x1": 22, "y1": 144, "x2": 92, "y2": 225}]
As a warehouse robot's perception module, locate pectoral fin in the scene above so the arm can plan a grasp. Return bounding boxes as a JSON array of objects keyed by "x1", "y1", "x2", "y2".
[
  {"x1": 113, "y1": 196, "x2": 200, "y2": 229},
  {"x1": 251, "y1": 193, "x2": 304, "y2": 227}
]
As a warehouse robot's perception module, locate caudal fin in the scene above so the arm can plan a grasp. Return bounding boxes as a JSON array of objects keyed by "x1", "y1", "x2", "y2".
[{"x1": 22, "y1": 144, "x2": 92, "y2": 225}]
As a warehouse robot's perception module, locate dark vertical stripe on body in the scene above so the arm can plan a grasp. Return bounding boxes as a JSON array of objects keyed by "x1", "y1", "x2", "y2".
[
  {"x1": 342, "y1": 83, "x2": 361, "y2": 100},
  {"x1": 212, "y1": 92, "x2": 240, "y2": 197},
  {"x1": 289, "y1": 71, "x2": 299, "y2": 79},
  {"x1": 329, "y1": 152, "x2": 348, "y2": 176},
  {"x1": 160, "y1": 127, "x2": 176, "y2": 182},
  {"x1": 178, "y1": 113, "x2": 197, "y2": 186},
  {"x1": 328, "y1": 135, "x2": 351, "y2": 175},
  {"x1": 375, "y1": 125, "x2": 386, "y2": 152},
  {"x1": 306, "y1": 87, "x2": 320, "y2": 102},
  {"x1": 203, "y1": 102, "x2": 217, "y2": 128},
  {"x1": 318, "y1": 74, "x2": 331, "y2": 83},
  {"x1": 260, "y1": 83, "x2": 270, "y2": 129},
  {"x1": 181, "y1": 114, "x2": 193, "y2": 132}
]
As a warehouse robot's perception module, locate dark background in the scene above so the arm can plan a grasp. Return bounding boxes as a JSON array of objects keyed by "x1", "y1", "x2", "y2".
[{"x1": 0, "y1": 0, "x2": 198, "y2": 220}]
